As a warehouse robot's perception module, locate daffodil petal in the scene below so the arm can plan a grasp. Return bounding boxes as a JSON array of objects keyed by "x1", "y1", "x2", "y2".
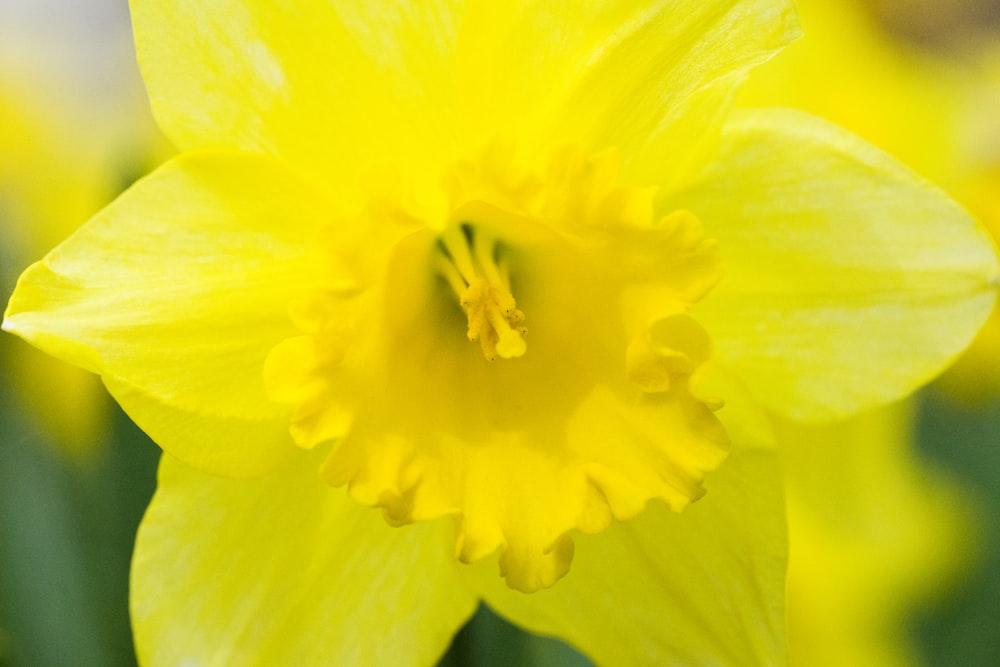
[
  {"x1": 675, "y1": 108, "x2": 1000, "y2": 421},
  {"x1": 457, "y1": 0, "x2": 799, "y2": 190},
  {"x1": 470, "y1": 450, "x2": 788, "y2": 666},
  {"x1": 3, "y1": 152, "x2": 331, "y2": 476},
  {"x1": 131, "y1": 0, "x2": 462, "y2": 188},
  {"x1": 132, "y1": 451, "x2": 477, "y2": 667}
]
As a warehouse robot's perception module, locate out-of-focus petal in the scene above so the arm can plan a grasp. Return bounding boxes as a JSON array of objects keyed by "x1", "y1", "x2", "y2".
[{"x1": 777, "y1": 401, "x2": 974, "y2": 667}]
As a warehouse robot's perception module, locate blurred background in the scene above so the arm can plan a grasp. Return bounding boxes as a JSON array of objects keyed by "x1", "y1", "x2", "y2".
[{"x1": 1, "y1": 0, "x2": 999, "y2": 665}]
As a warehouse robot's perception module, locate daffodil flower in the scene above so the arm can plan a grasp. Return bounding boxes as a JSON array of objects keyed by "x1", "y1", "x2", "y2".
[{"x1": 4, "y1": 0, "x2": 998, "y2": 664}]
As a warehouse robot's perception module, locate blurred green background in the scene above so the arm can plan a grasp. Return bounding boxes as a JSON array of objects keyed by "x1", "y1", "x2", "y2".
[{"x1": 914, "y1": 392, "x2": 1000, "y2": 666}]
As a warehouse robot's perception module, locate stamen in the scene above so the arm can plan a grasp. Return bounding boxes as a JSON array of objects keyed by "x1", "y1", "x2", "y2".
[
  {"x1": 439, "y1": 223, "x2": 527, "y2": 360},
  {"x1": 435, "y1": 251, "x2": 469, "y2": 298},
  {"x1": 439, "y1": 225, "x2": 479, "y2": 284}
]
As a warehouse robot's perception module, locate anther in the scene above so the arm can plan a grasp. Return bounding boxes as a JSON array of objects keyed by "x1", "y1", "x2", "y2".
[{"x1": 438, "y1": 223, "x2": 527, "y2": 360}]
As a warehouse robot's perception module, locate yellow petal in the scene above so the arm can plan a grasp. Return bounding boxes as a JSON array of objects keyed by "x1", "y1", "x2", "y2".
[
  {"x1": 673, "y1": 108, "x2": 1000, "y2": 421},
  {"x1": 131, "y1": 0, "x2": 463, "y2": 189},
  {"x1": 457, "y1": 0, "x2": 800, "y2": 191},
  {"x1": 132, "y1": 451, "x2": 477, "y2": 666},
  {"x1": 469, "y1": 450, "x2": 788, "y2": 665},
  {"x1": 3, "y1": 152, "x2": 333, "y2": 476}
]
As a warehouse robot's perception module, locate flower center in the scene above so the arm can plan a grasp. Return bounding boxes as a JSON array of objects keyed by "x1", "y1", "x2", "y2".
[
  {"x1": 437, "y1": 223, "x2": 526, "y2": 360},
  {"x1": 264, "y1": 144, "x2": 730, "y2": 592}
]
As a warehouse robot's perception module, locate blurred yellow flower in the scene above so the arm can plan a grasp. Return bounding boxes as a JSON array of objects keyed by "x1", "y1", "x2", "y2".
[
  {"x1": 737, "y1": 0, "x2": 966, "y2": 182},
  {"x1": 3, "y1": 0, "x2": 998, "y2": 664},
  {"x1": 936, "y1": 47, "x2": 1000, "y2": 400},
  {"x1": 0, "y1": 0, "x2": 165, "y2": 460},
  {"x1": 778, "y1": 403, "x2": 973, "y2": 667},
  {"x1": 0, "y1": 75, "x2": 108, "y2": 460}
]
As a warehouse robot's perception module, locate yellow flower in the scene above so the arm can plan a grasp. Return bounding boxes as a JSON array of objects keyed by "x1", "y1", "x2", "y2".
[{"x1": 3, "y1": 0, "x2": 998, "y2": 664}]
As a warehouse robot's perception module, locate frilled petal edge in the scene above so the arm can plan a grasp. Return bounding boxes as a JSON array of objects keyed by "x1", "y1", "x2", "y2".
[{"x1": 469, "y1": 450, "x2": 788, "y2": 666}]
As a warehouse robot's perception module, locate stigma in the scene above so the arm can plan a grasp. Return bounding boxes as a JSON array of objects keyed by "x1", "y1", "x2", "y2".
[{"x1": 437, "y1": 222, "x2": 527, "y2": 361}]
